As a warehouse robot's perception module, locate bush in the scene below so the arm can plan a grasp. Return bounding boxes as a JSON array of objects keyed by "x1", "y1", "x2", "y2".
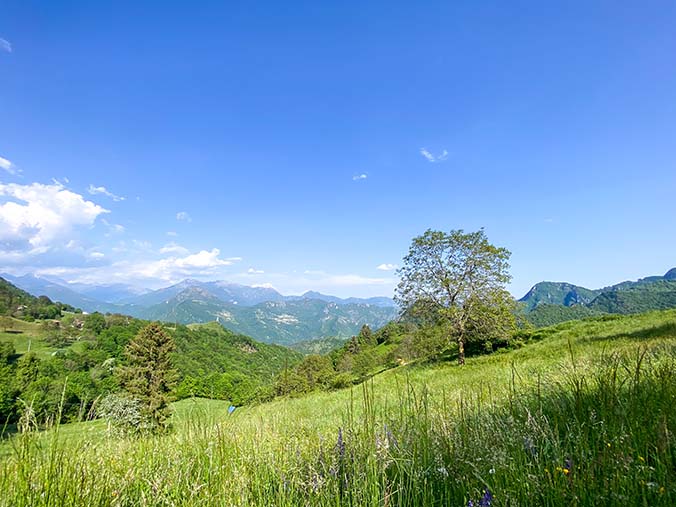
[{"x1": 97, "y1": 393, "x2": 150, "y2": 436}]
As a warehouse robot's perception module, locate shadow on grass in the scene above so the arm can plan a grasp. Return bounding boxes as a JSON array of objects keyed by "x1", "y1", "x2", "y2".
[{"x1": 588, "y1": 321, "x2": 676, "y2": 343}]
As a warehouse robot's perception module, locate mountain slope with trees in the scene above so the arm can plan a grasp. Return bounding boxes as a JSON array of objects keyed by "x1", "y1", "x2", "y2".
[{"x1": 140, "y1": 291, "x2": 398, "y2": 345}]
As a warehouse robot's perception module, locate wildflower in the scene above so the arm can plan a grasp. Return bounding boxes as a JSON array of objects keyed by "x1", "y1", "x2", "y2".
[
  {"x1": 488, "y1": 468, "x2": 495, "y2": 475},
  {"x1": 479, "y1": 489, "x2": 493, "y2": 507},
  {"x1": 638, "y1": 456, "x2": 645, "y2": 463},
  {"x1": 467, "y1": 501, "x2": 475, "y2": 507},
  {"x1": 335, "y1": 428, "x2": 345, "y2": 459},
  {"x1": 385, "y1": 424, "x2": 398, "y2": 449}
]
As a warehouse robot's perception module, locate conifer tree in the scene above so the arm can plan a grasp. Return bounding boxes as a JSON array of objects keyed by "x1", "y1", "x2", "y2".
[{"x1": 118, "y1": 322, "x2": 178, "y2": 432}]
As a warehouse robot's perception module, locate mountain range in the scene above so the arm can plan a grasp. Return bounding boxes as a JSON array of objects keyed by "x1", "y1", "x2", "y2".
[
  {"x1": 1, "y1": 273, "x2": 397, "y2": 345},
  {"x1": 520, "y1": 267, "x2": 676, "y2": 326},
  {"x1": 6, "y1": 266, "x2": 676, "y2": 341}
]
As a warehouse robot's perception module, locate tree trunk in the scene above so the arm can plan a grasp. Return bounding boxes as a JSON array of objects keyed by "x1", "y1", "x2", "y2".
[{"x1": 457, "y1": 336, "x2": 465, "y2": 365}]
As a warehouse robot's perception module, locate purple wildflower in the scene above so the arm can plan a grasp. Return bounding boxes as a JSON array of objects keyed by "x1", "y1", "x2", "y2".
[
  {"x1": 335, "y1": 428, "x2": 345, "y2": 459},
  {"x1": 385, "y1": 424, "x2": 398, "y2": 449},
  {"x1": 479, "y1": 489, "x2": 493, "y2": 507}
]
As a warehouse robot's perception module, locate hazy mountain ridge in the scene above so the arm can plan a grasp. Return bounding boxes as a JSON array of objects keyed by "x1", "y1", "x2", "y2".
[
  {"x1": 4, "y1": 273, "x2": 397, "y2": 345},
  {"x1": 139, "y1": 288, "x2": 398, "y2": 345}
]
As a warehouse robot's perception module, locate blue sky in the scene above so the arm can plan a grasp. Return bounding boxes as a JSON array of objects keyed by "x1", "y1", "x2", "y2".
[{"x1": 1, "y1": 1, "x2": 675, "y2": 298}]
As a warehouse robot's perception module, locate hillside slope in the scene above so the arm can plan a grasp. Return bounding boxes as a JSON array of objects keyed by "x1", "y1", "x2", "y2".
[
  {"x1": 141, "y1": 290, "x2": 398, "y2": 345},
  {"x1": 588, "y1": 280, "x2": 676, "y2": 313},
  {"x1": 3, "y1": 309, "x2": 675, "y2": 506},
  {"x1": 519, "y1": 281, "x2": 599, "y2": 310}
]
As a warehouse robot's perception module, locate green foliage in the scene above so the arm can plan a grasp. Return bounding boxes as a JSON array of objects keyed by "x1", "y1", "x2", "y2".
[
  {"x1": 96, "y1": 393, "x2": 147, "y2": 436},
  {"x1": 84, "y1": 312, "x2": 107, "y2": 335},
  {"x1": 0, "y1": 277, "x2": 77, "y2": 320},
  {"x1": 589, "y1": 281, "x2": 676, "y2": 314},
  {"x1": 117, "y1": 323, "x2": 178, "y2": 433},
  {"x1": 1, "y1": 309, "x2": 675, "y2": 505},
  {"x1": 141, "y1": 296, "x2": 397, "y2": 346},
  {"x1": 396, "y1": 228, "x2": 516, "y2": 364},
  {"x1": 290, "y1": 336, "x2": 347, "y2": 355},
  {"x1": 525, "y1": 303, "x2": 603, "y2": 327},
  {"x1": 519, "y1": 281, "x2": 600, "y2": 310}
]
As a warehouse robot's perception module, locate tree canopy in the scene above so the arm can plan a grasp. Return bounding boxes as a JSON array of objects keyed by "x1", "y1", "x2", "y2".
[
  {"x1": 395, "y1": 229, "x2": 516, "y2": 365},
  {"x1": 117, "y1": 322, "x2": 178, "y2": 433}
]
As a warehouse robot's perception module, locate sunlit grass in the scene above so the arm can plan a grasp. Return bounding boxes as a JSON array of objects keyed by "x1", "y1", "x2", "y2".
[{"x1": 1, "y1": 310, "x2": 675, "y2": 506}]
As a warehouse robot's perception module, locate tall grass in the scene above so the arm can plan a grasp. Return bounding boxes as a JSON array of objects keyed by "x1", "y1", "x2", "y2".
[{"x1": 1, "y1": 314, "x2": 675, "y2": 506}]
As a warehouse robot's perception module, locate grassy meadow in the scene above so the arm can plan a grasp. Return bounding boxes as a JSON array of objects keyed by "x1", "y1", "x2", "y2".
[{"x1": 1, "y1": 310, "x2": 675, "y2": 506}]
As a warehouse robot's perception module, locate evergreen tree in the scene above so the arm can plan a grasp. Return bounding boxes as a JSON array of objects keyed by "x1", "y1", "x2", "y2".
[{"x1": 118, "y1": 322, "x2": 178, "y2": 433}]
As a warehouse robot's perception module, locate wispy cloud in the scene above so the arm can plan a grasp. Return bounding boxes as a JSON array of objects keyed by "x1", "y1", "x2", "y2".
[
  {"x1": 376, "y1": 263, "x2": 398, "y2": 271},
  {"x1": 0, "y1": 38, "x2": 11, "y2": 53},
  {"x1": 88, "y1": 184, "x2": 125, "y2": 202},
  {"x1": 159, "y1": 242, "x2": 189, "y2": 255},
  {"x1": 247, "y1": 267, "x2": 265, "y2": 274},
  {"x1": 352, "y1": 173, "x2": 368, "y2": 181},
  {"x1": 176, "y1": 211, "x2": 191, "y2": 222},
  {"x1": 100, "y1": 218, "x2": 125, "y2": 235},
  {"x1": 0, "y1": 156, "x2": 20, "y2": 175},
  {"x1": 420, "y1": 147, "x2": 448, "y2": 163}
]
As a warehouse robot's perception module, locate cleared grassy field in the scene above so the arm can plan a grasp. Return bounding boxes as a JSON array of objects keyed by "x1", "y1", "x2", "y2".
[
  {"x1": 1, "y1": 310, "x2": 675, "y2": 506},
  {"x1": 0, "y1": 318, "x2": 87, "y2": 359}
]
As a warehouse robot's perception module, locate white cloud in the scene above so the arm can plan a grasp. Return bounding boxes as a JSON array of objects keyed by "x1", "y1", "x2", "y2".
[
  {"x1": 420, "y1": 148, "x2": 448, "y2": 163},
  {"x1": 100, "y1": 218, "x2": 125, "y2": 235},
  {"x1": 352, "y1": 173, "x2": 367, "y2": 181},
  {"x1": 0, "y1": 181, "x2": 108, "y2": 253},
  {"x1": 159, "y1": 242, "x2": 189, "y2": 255},
  {"x1": 0, "y1": 156, "x2": 20, "y2": 175},
  {"x1": 88, "y1": 184, "x2": 125, "y2": 202},
  {"x1": 176, "y1": 211, "x2": 191, "y2": 222},
  {"x1": 133, "y1": 248, "x2": 241, "y2": 281},
  {"x1": 376, "y1": 263, "x2": 398, "y2": 271},
  {"x1": 88, "y1": 251, "x2": 105, "y2": 259},
  {"x1": 247, "y1": 267, "x2": 264, "y2": 274},
  {"x1": 0, "y1": 38, "x2": 11, "y2": 53},
  {"x1": 252, "y1": 283, "x2": 275, "y2": 289},
  {"x1": 166, "y1": 231, "x2": 178, "y2": 237}
]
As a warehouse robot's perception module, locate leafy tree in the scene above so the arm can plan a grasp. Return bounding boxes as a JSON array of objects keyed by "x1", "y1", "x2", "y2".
[
  {"x1": 0, "y1": 316, "x2": 14, "y2": 331},
  {"x1": 395, "y1": 229, "x2": 516, "y2": 365},
  {"x1": 84, "y1": 312, "x2": 107, "y2": 335},
  {"x1": 295, "y1": 354, "x2": 335, "y2": 389},
  {"x1": 117, "y1": 323, "x2": 178, "y2": 433}
]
